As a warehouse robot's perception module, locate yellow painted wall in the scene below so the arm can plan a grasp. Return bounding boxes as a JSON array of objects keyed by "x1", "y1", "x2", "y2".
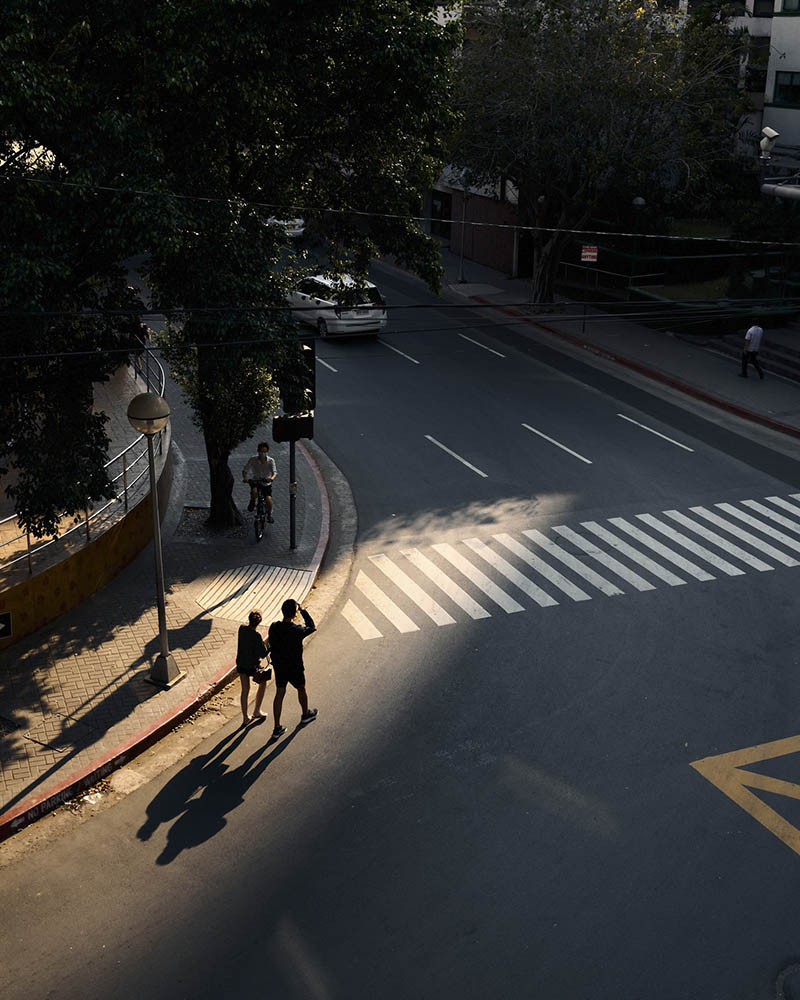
[{"x1": 0, "y1": 449, "x2": 172, "y2": 651}]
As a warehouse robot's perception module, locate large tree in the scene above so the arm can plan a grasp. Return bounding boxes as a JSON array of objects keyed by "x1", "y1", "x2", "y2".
[
  {"x1": 0, "y1": 3, "x2": 151, "y2": 537},
  {"x1": 1, "y1": 1, "x2": 460, "y2": 529},
  {"x1": 453, "y1": 0, "x2": 748, "y2": 303}
]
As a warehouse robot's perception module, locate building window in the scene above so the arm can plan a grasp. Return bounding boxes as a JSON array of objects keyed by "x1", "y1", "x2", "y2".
[
  {"x1": 784, "y1": 0, "x2": 800, "y2": 12},
  {"x1": 753, "y1": 0, "x2": 773, "y2": 14},
  {"x1": 774, "y1": 71, "x2": 800, "y2": 104},
  {"x1": 746, "y1": 36, "x2": 770, "y2": 91}
]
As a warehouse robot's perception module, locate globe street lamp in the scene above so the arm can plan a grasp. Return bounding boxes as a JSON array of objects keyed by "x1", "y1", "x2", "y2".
[{"x1": 127, "y1": 392, "x2": 183, "y2": 688}]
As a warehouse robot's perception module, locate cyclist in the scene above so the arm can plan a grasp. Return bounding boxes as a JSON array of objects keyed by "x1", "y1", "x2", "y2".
[{"x1": 242, "y1": 442, "x2": 277, "y2": 523}]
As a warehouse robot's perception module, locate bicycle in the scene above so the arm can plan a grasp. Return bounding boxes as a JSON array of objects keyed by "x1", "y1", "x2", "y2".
[{"x1": 247, "y1": 479, "x2": 272, "y2": 542}]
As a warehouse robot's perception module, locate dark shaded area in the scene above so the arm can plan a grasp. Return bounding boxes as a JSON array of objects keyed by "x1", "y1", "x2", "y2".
[{"x1": 139, "y1": 724, "x2": 300, "y2": 864}]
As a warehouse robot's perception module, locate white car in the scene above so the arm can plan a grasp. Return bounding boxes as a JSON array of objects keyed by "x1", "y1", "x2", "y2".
[
  {"x1": 267, "y1": 216, "x2": 305, "y2": 239},
  {"x1": 289, "y1": 274, "x2": 387, "y2": 337}
]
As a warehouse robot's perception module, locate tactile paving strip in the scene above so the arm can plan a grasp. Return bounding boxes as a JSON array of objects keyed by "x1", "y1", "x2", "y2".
[{"x1": 196, "y1": 564, "x2": 315, "y2": 625}]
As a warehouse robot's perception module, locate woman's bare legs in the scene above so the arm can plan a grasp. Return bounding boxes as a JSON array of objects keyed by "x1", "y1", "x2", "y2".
[{"x1": 239, "y1": 674, "x2": 252, "y2": 724}]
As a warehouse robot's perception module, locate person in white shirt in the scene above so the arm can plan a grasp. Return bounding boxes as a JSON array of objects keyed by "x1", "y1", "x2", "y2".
[
  {"x1": 740, "y1": 324, "x2": 764, "y2": 379},
  {"x1": 242, "y1": 442, "x2": 277, "y2": 522}
]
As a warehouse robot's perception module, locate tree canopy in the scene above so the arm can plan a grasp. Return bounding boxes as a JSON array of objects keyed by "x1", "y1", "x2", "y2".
[
  {"x1": 1, "y1": 1, "x2": 460, "y2": 530},
  {"x1": 453, "y1": 0, "x2": 748, "y2": 301}
]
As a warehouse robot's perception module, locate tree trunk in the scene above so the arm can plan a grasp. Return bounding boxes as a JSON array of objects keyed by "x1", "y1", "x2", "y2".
[
  {"x1": 530, "y1": 237, "x2": 558, "y2": 305},
  {"x1": 204, "y1": 434, "x2": 242, "y2": 529}
]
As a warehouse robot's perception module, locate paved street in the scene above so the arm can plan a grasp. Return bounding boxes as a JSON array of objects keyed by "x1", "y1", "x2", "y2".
[{"x1": 2, "y1": 259, "x2": 800, "y2": 999}]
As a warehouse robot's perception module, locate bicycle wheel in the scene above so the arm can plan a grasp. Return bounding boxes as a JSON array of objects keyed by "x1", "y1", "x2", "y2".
[{"x1": 254, "y1": 513, "x2": 265, "y2": 542}]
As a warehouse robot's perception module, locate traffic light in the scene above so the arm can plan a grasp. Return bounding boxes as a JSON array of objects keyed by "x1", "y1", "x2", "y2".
[
  {"x1": 272, "y1": 413, "x2": 313, "y2": 442},
  {"x1": 280, "y1": 339, "x2": 315, "y2": 415}
]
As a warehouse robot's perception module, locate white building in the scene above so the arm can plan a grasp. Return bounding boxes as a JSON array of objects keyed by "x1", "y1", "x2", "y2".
[{"x1": 760, "y1": 0, "x2": 800, "y2": 159}]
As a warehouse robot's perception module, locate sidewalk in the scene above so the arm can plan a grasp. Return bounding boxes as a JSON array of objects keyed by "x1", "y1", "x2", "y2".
[
  {"x1": 438, "y1": 246, "x2": 800, "y2": 439},
  {"x1": 0, "y1": 368, "x2": 329, "y2": 840}
]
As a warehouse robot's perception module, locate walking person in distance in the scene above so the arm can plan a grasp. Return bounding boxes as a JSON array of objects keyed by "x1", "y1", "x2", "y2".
[
  {"x1": 236, "y1": 610, "x2": 271, "y2": 726},
  {"x1": 269, "y1": 599, "x2": 318, "y2": 738},
  {"x1": 740, "y1": 323, "x2": 765, "y2": 379}
]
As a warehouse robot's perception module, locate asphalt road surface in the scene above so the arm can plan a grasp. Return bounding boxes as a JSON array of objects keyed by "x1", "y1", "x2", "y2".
[{"x1": 2, "y1": 261, "x2": 800, "y2": 1000}]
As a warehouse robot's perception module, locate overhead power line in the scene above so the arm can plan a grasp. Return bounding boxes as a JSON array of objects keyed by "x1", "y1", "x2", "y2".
[
  {"x1": 9, "y1": 173, "x2": 800, "y2": 249},
  {"x1": 0, "y1": 302, "x2": 786, "y2": 364},
  {"x1": 4, "y1": 295, "x2": 799, "y2": 321}
]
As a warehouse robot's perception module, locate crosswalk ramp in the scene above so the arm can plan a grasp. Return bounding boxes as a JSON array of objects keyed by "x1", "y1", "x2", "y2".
[{"x1": 341, "y1": 493, "x2": 800, "y2": 640}]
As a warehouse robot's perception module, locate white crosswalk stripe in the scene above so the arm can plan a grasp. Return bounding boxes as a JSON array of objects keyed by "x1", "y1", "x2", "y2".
[
  {"x1": 663, "y1": 510, "x2": 773, "y2": 572},
  {"x1": 766, "y1": 496, "x2": 800, "y2": 520},
  {"x1": 493, "y1": 534, "x2": 592, "y2": 602},
  {"x1": 432, "y1": 543, "x2": 525, "y2": 613},
  {"x1": 462, "y1": 538, "x2": 558, "y2": 608},
  {"x1": 634, "y1": 513, "x2": 744, "y2": 577},
  {"x1": 339, "y1": 493, "x2": 800, "y2": 638},
  {"x1": 341, "y1": 600, "x2": 382, "y2": 640},
  {"x1": 401, "y1": 548, "x2": 491, "y2": 619},
  {"x1": 689, "y1": 507, "x2": 799, "y2": 568},
  {"x1": 748, "y1": 499, "x2": 800, "y2": 536},
  {"x1": 581, "y1": 521, "x2": 686, "y2": 586},
  {"x1": 355, "y1": 571, "x2": 419, "y2": 632},
  {"x1": 368, "y1": 553, "x2": 456, "y2": 625},
  {"x1": 715, "y1": 502, "x2": 800, "y2": 558},
  {"x1": 525, "y1": 527, "x2": 627, "y2": 595},
  {"x1": 608, "y1": 517, "x2": 715, "y2": 582}
]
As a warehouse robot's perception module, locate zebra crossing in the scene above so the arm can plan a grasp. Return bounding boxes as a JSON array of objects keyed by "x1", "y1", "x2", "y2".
[{"x1": 341, "y1": 493, "x2": 800, "y2": 640}]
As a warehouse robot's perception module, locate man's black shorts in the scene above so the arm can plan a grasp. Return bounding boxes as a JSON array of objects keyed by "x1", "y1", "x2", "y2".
[
  {"x1": 253, "y1": 482, "x2": 272, "y2": 496},
  {"x1": 274, "y1": 665, "x2": 305, "y2": 689}
]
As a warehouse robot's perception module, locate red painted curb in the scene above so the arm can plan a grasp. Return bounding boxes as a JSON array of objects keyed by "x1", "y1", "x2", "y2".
[
  {"x1": 299, "y1": 439, "x2": 332, "y2": 578},
  {"x1": 0, "y1": 659, "x2": 236, "y2": 843},
  {"x1": 471, "y1": 296, "x2": 800, "y2": 443},
  {"x1": 0, "y1": 444, "x2": 333, "y2": 843}
]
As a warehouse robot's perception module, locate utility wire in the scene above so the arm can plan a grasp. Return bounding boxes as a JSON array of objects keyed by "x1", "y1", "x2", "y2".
[
  {"x1": 3, "y1": 295, "x2": 799, "y2": 320},
  {"x1": 9, "y1": 173, "x2": 800, "y2": 249},
  {"x1": 0, "y1": 304, "x2": 780, "y2": 363}
]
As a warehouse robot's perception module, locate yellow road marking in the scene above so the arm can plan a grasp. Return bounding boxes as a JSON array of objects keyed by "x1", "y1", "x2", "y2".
[{"x1": 692, "y1": 735, "x2": 800, "y2": 857}]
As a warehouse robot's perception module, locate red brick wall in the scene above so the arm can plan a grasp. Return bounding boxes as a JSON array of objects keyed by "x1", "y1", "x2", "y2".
[{"x1": 448, "y1": 191, "x2": 519, "y2": 276}]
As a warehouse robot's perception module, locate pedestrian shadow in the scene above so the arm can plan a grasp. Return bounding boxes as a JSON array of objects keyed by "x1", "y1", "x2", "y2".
[{"x1": 136, "y1": 723, "x2": 300, "y2": 865}]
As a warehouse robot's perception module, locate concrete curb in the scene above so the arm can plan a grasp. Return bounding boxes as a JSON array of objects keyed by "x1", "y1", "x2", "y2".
[
  {"x1": 0, "y1": 440, "x2": 332, "y2": 843},
  {"x1": 470, "y1": 296, "x2": 800, "y2": 443}
]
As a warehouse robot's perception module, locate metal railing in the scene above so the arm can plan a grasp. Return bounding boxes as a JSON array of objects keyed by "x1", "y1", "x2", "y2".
[
  {"x1": 558, "y1": 261, "x2": 666, "y2": 290},
  {"x1": 0, "y1": 338, "x2": 167, "y2": 577}
]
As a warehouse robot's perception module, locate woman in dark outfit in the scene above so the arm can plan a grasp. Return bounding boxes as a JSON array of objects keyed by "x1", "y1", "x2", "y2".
[{"x1": 236, "y1": 609, "x2": 270, "y2": 725}]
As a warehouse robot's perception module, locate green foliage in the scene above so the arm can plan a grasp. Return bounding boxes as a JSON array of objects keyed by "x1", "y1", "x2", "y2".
[
  {"x1": 1, "y1": 0, "x2": 460, "y2": 529},
  {"x1": 453, "y1": 0, "x2": 748, "y2": 301}
]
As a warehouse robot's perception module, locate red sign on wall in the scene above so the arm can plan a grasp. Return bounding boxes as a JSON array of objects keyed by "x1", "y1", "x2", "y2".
[{"x1": 581, "y1": 245, "x2": 598, "y2": 262}]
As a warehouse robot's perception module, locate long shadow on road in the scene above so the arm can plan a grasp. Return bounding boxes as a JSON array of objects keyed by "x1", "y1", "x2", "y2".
[{"x1": 137, "y1": 723, "x2": 301, "y2": 865}]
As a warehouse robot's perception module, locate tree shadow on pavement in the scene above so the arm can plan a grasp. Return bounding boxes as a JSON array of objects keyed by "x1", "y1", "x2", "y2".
[
  {"x1": 0, "y1": 666, "x2": 165, "y2": 817},
  {"x1": 137, "y1": 723, "x2": 300, "y2": 865}
]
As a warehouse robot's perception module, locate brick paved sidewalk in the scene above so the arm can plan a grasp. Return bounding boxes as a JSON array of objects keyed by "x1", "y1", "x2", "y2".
[{"x1": 0, "y1": 369, "x2": 329, "y2": 838}]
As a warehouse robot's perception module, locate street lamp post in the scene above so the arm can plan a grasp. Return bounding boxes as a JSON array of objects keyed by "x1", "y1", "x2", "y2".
[{"x1": 127, "y1": 392, "x2": 183, "y2": 688}]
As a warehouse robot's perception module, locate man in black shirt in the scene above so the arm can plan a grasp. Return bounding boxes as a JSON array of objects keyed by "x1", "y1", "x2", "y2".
[{"x1": 269, "y1": 599, "x2": 317, "y2": 738}]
